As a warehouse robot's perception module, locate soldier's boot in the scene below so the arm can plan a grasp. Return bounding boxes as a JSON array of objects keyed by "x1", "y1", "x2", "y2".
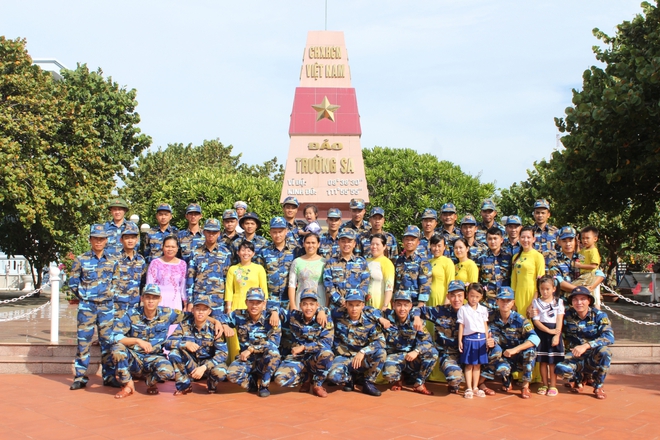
[{"x1": 362, "y1": 381, "x2": 382, "y2": 397}]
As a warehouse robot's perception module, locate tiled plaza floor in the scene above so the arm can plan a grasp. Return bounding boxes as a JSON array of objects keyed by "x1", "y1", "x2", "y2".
[{"x1": 0, "y1": 374, "x2": 657, "y2": 439}]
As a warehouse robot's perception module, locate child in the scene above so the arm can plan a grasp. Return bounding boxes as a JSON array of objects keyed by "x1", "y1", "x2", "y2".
[
  {"x1": 299, "y1": 204, "x2": 321, "y2": 238},
  {"x1": 574, "y1": 226, "x2": 602, "y2": 308},
  {"x1": 532, "y1": 275, "x2": 564, "y2": 397},
  {"x1": 457, "y1": 283, "x2": 490, "y2": 398}
]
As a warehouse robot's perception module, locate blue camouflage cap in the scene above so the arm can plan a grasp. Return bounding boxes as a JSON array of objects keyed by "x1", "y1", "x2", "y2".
[
  {"x1": 403, "y1": 225, "x2": 421, "y2": 238},
  {"x1": 441, "y1": 203, "x2": 457, "y2": 213},
  {"x1": 506, "y1": 215, "x2": 522, "y2": 226},
  {"x1": 447, "y1": 280, "x2": 466, "y2": 293},
  {"x1": 121, "y1": 223, "x2": 139, "y2": 236},
  {"x1": 142, "y1": 284, "x2": 162, "y2": 297},
  {"x1": 299, "y1": 288, "x2": 319, "y2": 302},
  {"x1": 421, "y1": 208, "x2": 438, "y2": 220},
  {"x1": 338, "y1": 229, "x2": 357, "y2": 240},
  {"x1": 270, "y1": 216, "x2": 287, "y2": 229},
  {"x1": 349, "y1": 198, "x2": 366, "y2": 210},
  {"x1": 156, "y1": 203, "x2": 172, "y2": 213},
  {"x1": 558, "y1": 226, "x2": 576, "y2": 240},
  {"x1": 496, "y1": 286, "x2": 515, "y2": 300},
  {"x1": 533, "y1": 198, "x2": 551, "y2": 210},
  {"x1": 369, "y1": 207, "x2": 385, "y2": 217},
  {"x1": 246, "y1": 287, "x2": 266, "y2": 301},
  {"x1": 460, "y1": 214, "x2": 477, "y2": 226},
  {"x1": 90, "y1": 224, "x2": 108, "y2": 238},
  {"x1": 481, "y1": 199, "x2": 497, "y2": 211},
  {"x1": 568, "y1": 286, "x2": 594, "y2": 304},
  {"x1": 345, "y1": 289, "x2": 365, "y2": 302},
  {"x1": 223, "y1": 209, "x2": 238, "y2": 220},
  {"x1": 234, "y1": 201, "x2": 248, "y2": 209},
  {"x1": 282, "y1": 196, "x2": 299, "y2": 207},
  {"x1": 203, "y1": 218, "x2": 222, "y2": 232},
  {"x1": 239, "y1": 212, "x2": 262, "y2": 229},
  {"x1": 186, "y1": 203, "x2": 202, "y2": 214},
  {"x1": 327, "y1": 208, "x2": 342, "y2": 219},
  {"x1": 193, "y1": 296, "x2": 213, "y2": 308},
  {"x1": 392, "y1": 290, "x2": 413, "y2": 302}
]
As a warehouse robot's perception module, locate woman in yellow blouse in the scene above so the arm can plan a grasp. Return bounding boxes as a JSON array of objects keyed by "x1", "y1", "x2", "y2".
[
  {"x1": 511, "y1": 226, "x2": 545, "y2": 316},
  {"x1": 453, "y1": 238, "x2": 478, "y2": 285},
  {"x1": 367, "y1": 234, "x2": 395, "y2": 310},
  {"x1": 225, "y1": 241, "x2": 268, "y2": 361},
  {"x1": 429, "y1": 234, "x2": 455, "y2": 306}
]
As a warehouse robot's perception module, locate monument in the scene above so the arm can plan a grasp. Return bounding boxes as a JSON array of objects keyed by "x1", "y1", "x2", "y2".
[{"x1": 280, "y1": 31, "x2": 369, "y2": 219}]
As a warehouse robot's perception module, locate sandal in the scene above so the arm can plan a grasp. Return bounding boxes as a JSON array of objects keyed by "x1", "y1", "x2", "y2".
[
  {"x1": 570, "y1": 382, "x2": 583, "y2": 394},
  {"x1": 146, "y1": 385, "x2": 159, "y2": 395},
  {"x1": 594, "y1": 388, "x2": 606, "y2": 400},
  {"x1": 474, "y1": 389, "x2": 486, "y2": 398},
  {"x1": 547, "y1": 387, "x2": 558, "y2": 397},
  {"x1": 537, "y1": 386, "x2": 548, "y2": 395},
  {"x1": 114, "y1": 386, "x2": 134, "y2": 399},
  {"x1": 521, "y1": 387, "x2": 531, "y2": 399},
  {"x1": 390, "y1": 380, "x2": 403, "y2": 391},
  {"x1": 412, "y1": 383, "x2": 434, "y2": 396},
  {"x1": 173, "y1": 386, "x2": 192, "y2": 396},
  {"x1": 464, "y1": 388, "x2": 473, "y2": 399},
  {"x1": 478, "y1": 385, "x2": 495, "y2": 396}
]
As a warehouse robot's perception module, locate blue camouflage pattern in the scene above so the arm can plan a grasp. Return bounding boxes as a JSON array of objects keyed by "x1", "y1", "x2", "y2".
[
  {"x1": 323, "y1": 255, "x2": 370, "y2": 308},
  {"x1": 531, "y1": 224, "x2": 558, "y2": 267},
  {"x1": 112, "y1": 251, "x2": 146, "y2": 317},
  {"x1": 104, "y1": 219, "x2": 140, "y2": 258},
  {"x1": 486, "y1": 310, "x2": 539, "y2": 384},
  {"x1": 177, "y1": 229, "x2": 205, "y2": 264},
  {"x1": 186, "y1": 243, "x2": 232, "y2": 317},
  {"x1": 257, "y1": 243, "x2": 298, "y2": 303},
  {"x1": 319, "y1": 232, "x2": 340, "y2": 259},
  {"x1": 394, "y1": 253, "x2": 432, "y2": 304},
  {"x1": 143, "y1": 224, "x2": 179, "y2": 263}
]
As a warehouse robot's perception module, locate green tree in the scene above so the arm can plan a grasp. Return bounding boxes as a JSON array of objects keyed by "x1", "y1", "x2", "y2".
[
  {"x1": 363, "y1": 146, "x2": 495, "y2": 237},
  {"x1": 0, "y1": 37, "x2": 150, "y2": 285}
]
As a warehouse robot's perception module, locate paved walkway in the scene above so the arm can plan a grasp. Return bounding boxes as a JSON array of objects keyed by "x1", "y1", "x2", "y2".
[{"x1": 0, "y1": 374, "x2": 657, "y2": 439}]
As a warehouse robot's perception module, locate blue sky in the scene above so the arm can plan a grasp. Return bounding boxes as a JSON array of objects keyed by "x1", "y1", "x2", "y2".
[{"x1": 3, "y1": 1, "x2": 644, "y2": 189}]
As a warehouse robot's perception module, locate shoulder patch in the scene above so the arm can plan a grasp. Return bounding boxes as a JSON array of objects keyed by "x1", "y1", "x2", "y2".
[
  {"x1": 600, "y1": 317, "x2": 610, "y2": 325},
  {"x1": 523, "y1": 321, "x2": 534, "y2": 332}
]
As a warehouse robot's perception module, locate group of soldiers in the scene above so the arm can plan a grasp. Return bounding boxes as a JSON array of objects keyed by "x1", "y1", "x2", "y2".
[{"x1": 66, "y1": 195, "x2": 614, "y2": 400}]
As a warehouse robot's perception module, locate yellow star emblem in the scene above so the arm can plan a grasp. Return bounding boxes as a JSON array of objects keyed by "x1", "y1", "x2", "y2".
[{"x1": 312, "y1": 96, "x2": 340, "y2": 122}]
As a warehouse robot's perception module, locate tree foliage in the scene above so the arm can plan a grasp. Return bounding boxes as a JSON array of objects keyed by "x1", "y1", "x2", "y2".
[
  {"x1": 0, "y1": 37, "x2": 150, "y2": 284},
  {"x1": 363, "y1": 147, "x2": 496, "y2": 237}
]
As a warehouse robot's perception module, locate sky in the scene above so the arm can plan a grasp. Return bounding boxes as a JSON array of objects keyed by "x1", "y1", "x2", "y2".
[{"x1": 2, "y1": 0, "x2": 645, "y2": 190}]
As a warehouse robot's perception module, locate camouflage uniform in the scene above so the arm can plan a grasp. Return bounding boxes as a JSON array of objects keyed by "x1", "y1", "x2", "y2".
[
  {"x1": 186, "y1": 243, "x2": 232, "y2": 318},
  {"x1": 475, "y1": 222, "x2": 506, "y2": 246},
  {"x1": 327, "y1": 306, "x2": 386, "y2": 385},
  {"x1": 531, "y1": 224, "x2": 558, "y2": 268},
  {"x1": 417, "y1": 304, "x2": 464, "y2": 387},
  {"x1": 165, "y1": 315, "x2": 229, "y2": 392},
  {"x1": 143, "y1": 224, "x2": 179, "y2": 263},
  {"x1": 69, "y1": 244, "x2": 118, "y2": 386},
  {"x1": 274, "y1": 306, "x2": 335, "y2": 388},
  {"x1": 502, "y1": 238, "x2": 521, "y2": 257},
  {"x1": 285, "y1": 219, "x2": 307, "y2": 249},
  {"x1": 394, "y1": 253, "x2": 432, "y2": 304},
  {"x1": 323, "y1": 255, "x2": 370, "y2": 309},
  {"x1": 104, "y1": 219, "x2": 140, "y2": 258},
  {"x1": 465, "y1": 239, "x2": 488, "y2": 263},
  {"x1": 436, "y1": 226, "x2": 462, "y2": 258},
  {"x1": 232, "y1": 235, "x2": 271, "y2": 264},
  {"x1": 113, "y1": 250, "x2": 146, "y2": 319},
  {"x1": 341, "y1": 219, "x2": 371, "y2": 235},
  {"x1": 359, "y1": 231, "x2": 398, "y2": 261},
  {"x1": 178, "y1": 229, "x2": 204, "y2": 264},
  {"x1": 555, "y1": 307, "x2": 614, "y2": 389},
  {"x1": 319, "y1": 232, "x2": 340, "y2": 259},
  {"x1": 476, "y1": 249, "x2": 512, "y2": 311},
  {"x1": 225, "y1": 309, "x2": 282, "y2": 389},
  {"x1": 257, "y1": 243, "x2": 298, "y2": 306}
]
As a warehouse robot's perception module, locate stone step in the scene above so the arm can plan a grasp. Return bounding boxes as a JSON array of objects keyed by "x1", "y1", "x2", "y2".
[
  {"x1": 0, "y1": 356, "x2": 100, "y2": 374},
  {"x1": 610, "y1": 358, "x2": 660, "y2": 375}
]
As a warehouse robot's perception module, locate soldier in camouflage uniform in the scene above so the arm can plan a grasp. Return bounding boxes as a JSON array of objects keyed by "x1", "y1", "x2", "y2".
[
  {"x1": 341, "y1": 198, "x2": 371, "y2": 234},
  {"x1": 485, "y1": 287, "x2": 540, "y2": 399},
  {"x1": 394, "y1": 226, "x2": 432, "y2": 306},
  {"x1": 380, "y1": 290, "x2": 438, "y2": 395},
  {"x1": 476, "y1": 227, "x2": 512, "y2": 312},
  {"x1": 530, "y1": 198, "x2": 558, "y2": 267},
  {"x1": 274, "y1": 289, "x2": 334, "y2": 398},
  {"x1": 417, "y1": 208, "x2": 439, "y2": 259},
  {"x1": 221, "y1": 209, "x2": 243, "y2": 261},
  {"x1": 225, "y1": 288, "x2": 282, "y2": 398},
  {"x1": 437, "y1": 203, "x2": 462, "y2": 258},
  {"x1": 113, "y1": 223, "x2": 146, "y2": 319},
  {"x1": 323, "y1": 229, "x2": 370, "y2": 309},
  {"x1": 165, "y1": 296, "x2": 229, "y2": 395},
  {"x1": 328, "y1": 290, "x2": 386, "y2": 396},
  {"x1": 319, "y1": 208, "x2": 342, "y2": 259},
  {"x1": 555, "y1": 286, "x2": 614, "y2": 399},
  {"x1": 281, "y1": 196, "x2": 307, "y2": 249},
  {"x1": 177, "y1": 203, "x2": 205, "y2": 264},
  {"x1": 358, "y1": 207, "x2": 398, "y2": 261},
  {"x1": 503, "y1": 215, "x2": 522, "y2": 256},
  {"x1": 69, "y1": 224, "x2": 120, "y2": 390},
  {"x1": 233, "y1": 212, "x2": 270, "y2": 262},
  {"x1": 186, "y1": 219, "x2": 233, "y2": 318},
  {"x1": 257, "y1": 217, "x2": 299, "y2": 308},
  {"x1": 143, "y1": 203, "x2": 179, "y2": 263},
  {"x1": 103, "y1": 197, "x2": 139, "y2": 258},
  {"x1": 475, "y1": 199, "x2": 506, "y2": 246}
]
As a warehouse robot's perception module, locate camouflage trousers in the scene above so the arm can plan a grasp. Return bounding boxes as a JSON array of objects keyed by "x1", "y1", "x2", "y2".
[
  {"x1": 555, "y1": 346, "x2": 612, "y2": 389},
  {"x1": 382, "y1": 348, "x2": 439, "y2": 386},
  {"x1": 274, "y1": 350, "x2": 334, "y2": 387},
  {"x1": 74, "y1": 300, "x2": 115, "y2": 384},
  {"x1": 484, "y1": 346, "x2": 536, "y2": 385},
  {"x1": 327, "y1": 348, "x2": 386, "y2": 385},
  {"x1": 111, "y1": 344, "x2": 174, "y2": 387},
  {"x1": 168, "y1": 348, "x2": 228, "y2": 391},
  {"x1": 227, "y1": 349, "x2": 281, "y2": 388},
  {"x1": 437, "y1": 352, "x2": 464, "y2": 387}
]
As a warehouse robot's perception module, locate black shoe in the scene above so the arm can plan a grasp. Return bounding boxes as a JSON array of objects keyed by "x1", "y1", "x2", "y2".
[
  {"x1": 258, "y1": 386, "x2": 271, "y2": 398},
  {"x1": 342, "y1": 380, "x2": 354, "y2": 392},
  {"x1": 70, "y1": 381, "x2": 86, "y2": 390},
  {"x1": 207, "y1": 379, "x2": 217, "y2": 394},
  {"x1": 103, "y1": 378, "x2": 122, "y2": 388},
  {"x1": 362, "y1": 381, "x2": 381, "y2": 397},
  {"x1": 247, "y1": 377, "x2": 258, "y2": 393}
]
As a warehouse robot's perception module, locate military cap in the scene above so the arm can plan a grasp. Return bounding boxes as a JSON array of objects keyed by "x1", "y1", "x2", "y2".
[
  {"x1": 239, "y1": 212, "x2": 262, "y2": 229},
  {"x1": 349, "y1": 198, "x2": 366, "y2": 210},
  {"x1": 496, "y1": 286, "x2": 515, "y2": 300},
  {"x1": 246, "y1": 287, "x2": 266, "y2": 301},
  {"x1": 89, "y1": 224, "x2": 108, "y2": 238},
  {"x1": 203, "y1": 218, "x2": 222, "y2": 232},
  {"x1": 234, "y1": 201, "x2": 248, "y2": 209},
  {"x1": 447, "y1": 280, "x2": 466, "y2": 293},
  {"x1": 441, "y1": 203, "x2": 457, "y2": 213},
  {"x1": 481, "y1": 199, "x2": 497, "y2": 211},
  {"x1": 403, "y1": 225, "x2": 421, "y2": 238},
  {"x1": 186, "y1": 203, "x2": 202, "y2": 214},
  {"x1": 345, "y1": 289, "x2": 365, "y2": 302},
  {"x1": 338, "y1": 229, "x2": 357, "y2": 240},
  {"x1": 142, "y1": 284, "x2": 162, "y2": 297},
  {"x1": 421, "y1": 208, "x2": 438, "y2": 220},
  {"x1": 369, "y1": 207, "x2": 385, "y2": 217},
  {"x1": 156, "y1": 203, "x2": 172, "y2": 213},
  {"x1": 121, "y1": 223, "x2": 139, "y2": 236},
  {"x1": 505, "y1": 215, "x2": 522, "y2": 226},
  {"x1": 299, "y1": 288, "x2": 319, "y2": 302},
  {"x1": 558, "y1": 226, "x2": 577, "y2": 240},
  {"x1": 460, "y1": 214, "x2": 478, "y2": 226},
  {"x1": 392, "y1": 290, "x2": 413, "y2": 302},
  {"x1": 270, "y1": 216, "x2": 287, "y2": 229},
  {"x1": 108, "y1": 197, "x2": 129, "y2": 210},
  {"x1": 282, "y1": 196, "x2": 299, "y2": 207},
  {"x1": 223, "y1": 209, "x2": 239, "y2": 220},
  {"x1": 533, "y1": 198, "x2": 551, "y2": 210},
  {"x1": 568, "y1": 286, "x2": 594, "y2": 304},
  {"x1": 327, "y1": 208, "x2": 342, "y2": 218},
  {"x1": 193, "y1": 296, "x2": 213, "y2": 308}
]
